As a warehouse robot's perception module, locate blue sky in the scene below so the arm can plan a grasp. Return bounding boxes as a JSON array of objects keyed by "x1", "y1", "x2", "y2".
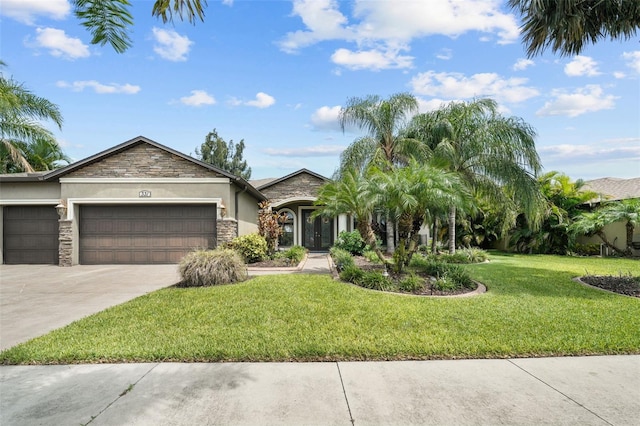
[{"x1": 2, "y1": 0, "x2": 639, "y2": 181}]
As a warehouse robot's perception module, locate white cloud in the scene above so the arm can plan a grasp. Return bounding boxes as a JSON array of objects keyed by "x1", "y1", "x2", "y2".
[
  {"x1": 246, "y1": 92, "x2": 276, "y2": 108},
  {"x1": 1, "y1": 0, "x2": 69, "y2": 24},
  {"x1": 179, "y1": 90, "x2": 216, "y2": 106},
  {"x1": 613, "y1": 72, "x2": 626, "y2": 79},
  {"x1": 222, "y1": 0, "x2": 234, "y2": 5},
  {"x1": 564, "y1": 55, "x2": 601, "y2": 77},
  {"x1": 410, "y1": 71, "x2": 539, "y2": 104},
  {"x1": 310, "y1": 105, "x2": 342, "y2": 131},
  {"x1": 152, "y1": 28, "x2": 193, "y2": 61},
  {"x1": 278, "y1": 0, "x2": 519, "y2": 71},
  {"x1": 263, "y1": 145, "x2": 345, "y2": 157},
  {"x1": 436, "y1": 48, "x2": 453, "y2": 60},
  {"x1": 32, "y1": 27, "x2": 90, "y2": 60},
  {"x1": 331, "y1": 47, "x2": 413, "y2": 70},
  {"x1": 539, "y1": 139, "x2": 640, "y2": 166},
  {"x1": 536, "y1": 85, "x2": 617, "y2": 117},
  {"x1": 416, "y1": 97, "x2": 451, "y2": 113},
  {"x1": 513, "y1": 58, "x2": 534, "y2": 71},
  {"x1": 56, "y1": 80, "x2": 140, "y2": 94},
  {"x1": 622, "y1": 51, "x2": 640, "y2": 74}
]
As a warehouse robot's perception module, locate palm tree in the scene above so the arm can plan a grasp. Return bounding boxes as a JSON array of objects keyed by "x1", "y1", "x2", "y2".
[
  {"x1": 338, "y1": 92, "x2": 424, "y2": 253},
  {"x1": 511, "y1": 171, "x2": 598, "y2": 254},
  {"x1": 409, "y1": 98, "x2": 543, "y2": 254},
  {"x1": 509, "y1": 0, "x2": 640, "y2": 57},
  {"x1": 368, "y1": 159, "x2": 470, "y2": 272},
  {"x1": 601, "y1": 199, "x2": 640, "y2": 256},
  {"x1": 73, "y1": 0, "x2": 207, "y2": 53},
  {"x1": 0, "y1": 62, "x2": 64, "y2": 173},
  {"x1": 314, "y1": 167, "x2": 386, "y2": 264},
  {"x1": 570, "y1": 209, "x2": 622, "y2": 256}
]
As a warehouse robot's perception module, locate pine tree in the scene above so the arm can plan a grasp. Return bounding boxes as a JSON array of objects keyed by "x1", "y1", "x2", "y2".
[{"x1": 195, "y1": 129, "x2": 251, "y2": 180}]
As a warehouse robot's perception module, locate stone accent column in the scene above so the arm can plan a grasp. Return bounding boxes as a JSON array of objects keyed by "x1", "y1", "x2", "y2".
[
  {"x1": 59, "y1": 219, "x2": 73, "y2": 267},
  {"x1": 216, "y1": 218, "x2": 238, "y2": 246}
]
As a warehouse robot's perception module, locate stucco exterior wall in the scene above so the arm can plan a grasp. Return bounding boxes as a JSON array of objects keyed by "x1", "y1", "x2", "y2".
[
  {"x1": 236, "y1": 189, "x2": 259, "y2": 236},
  {"x1": 577, "y1": 221, "x2": 638, "y2": 254},
  {"x1": 0, "y1": 182, "x2": 61, "y2": 200}
]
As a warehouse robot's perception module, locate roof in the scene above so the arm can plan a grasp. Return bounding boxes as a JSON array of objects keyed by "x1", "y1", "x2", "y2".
[
  {"x1": 255, "y1": 168, "x2": 330, "y2": 190},
  {"x1": 582, "y1": 177, "x2": 640, "y2": 203},
  {"x1": 249, "y1": 177, "x2": 278, "y2": 188},
  {"x1": 0, "y1": 136, "x2": 266, "y2": 201}
]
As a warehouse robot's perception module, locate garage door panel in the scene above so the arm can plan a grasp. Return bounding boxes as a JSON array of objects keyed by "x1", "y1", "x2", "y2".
[
  {"x1": 79, "y1": 205, "x2": 216, "y2": 264},
  {"x1": 3, "y1": 206, "x2": 59, "y2": 265}
]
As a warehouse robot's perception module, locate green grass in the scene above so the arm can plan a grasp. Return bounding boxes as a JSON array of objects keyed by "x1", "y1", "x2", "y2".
[{"x1": 1, "y1": 253, "x2": 639, "y2": 364}]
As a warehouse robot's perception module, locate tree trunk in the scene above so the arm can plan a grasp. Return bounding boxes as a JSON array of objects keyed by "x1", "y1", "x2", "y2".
[
  {"x1": 448, "y1": 205, "x2": 456, "y2": 254},
  {"x1": 625, "y1": 221, "x2": 634, "y2": 256},
  {"x1": 595, "y1": 231, "x2": 625, "y2": 256},
  {"x1": 386, "y1": 215, "x2": 395, "y2": 254},
  {"x1": 431, "y1": 219, "x2": 438, "y2": 254}
]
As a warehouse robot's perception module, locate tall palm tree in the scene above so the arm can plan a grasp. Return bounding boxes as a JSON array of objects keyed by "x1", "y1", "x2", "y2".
[
  {"x1": 409, "y1": 98, "x2": 544, "y2": 254},
  {"x1": 338, "y1": 92, "x2": 424, "y2": 253},
  {"x1": 1, "y1": 62, "x2": 63, "y2": 173},
  {"x1": 509, "y1": 0, "x2": 640, "y2": 57}
]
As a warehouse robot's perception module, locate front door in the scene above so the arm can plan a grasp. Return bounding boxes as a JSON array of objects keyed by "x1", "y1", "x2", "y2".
[{"x1": 302, "y1": 210, "x2": 333, "y2": 251}]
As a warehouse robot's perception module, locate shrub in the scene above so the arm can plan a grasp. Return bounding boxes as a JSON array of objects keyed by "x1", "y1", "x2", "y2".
[
  {"x1": 363, "y1": 249, "x2": 383, "y2": 264},
  {"x1": 179, "y1": 249, "x2": 247, "y2": 287},
  {"x1": 433, "y1": 274, "x2": 458, "y2": 291},
  {"x1": 574, "y1": 243, "x2": 600, "y2": 256},
  {"x1": 229, "y1": 233, "x2": 268, "y2": 263},
  {"x1": 410, "y1": 248, "x2": 488, "y2": 265},
  {"x1": 339, "y1": 265, "x2": 364, "y2": 283},
  {"x1": 358, "y1": 271, "x2": 394, "y2": 291},
  {"x1": 414, "y1": 259, "x2": 474, "y2": 289},
  {"x1": 458, "y1": 248, "x2": 489, "y2": 263},
  {"x1": 333, "y1": 231, "x2": 367, "y2": 255},
  {"x1": 279, "y1": 245, "x2": 307, "y2": 264},
  {"x1": 398, "y1": 273, "x2": 424, "y2": 292},
  {"x1": 330, "y1": 247, "x2": 355, "y2": 271}
]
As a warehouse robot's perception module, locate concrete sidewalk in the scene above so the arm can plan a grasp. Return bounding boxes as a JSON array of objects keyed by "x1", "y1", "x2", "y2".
[{"x1": 1, "y1": 355, "x2": 638, "y2": 425}]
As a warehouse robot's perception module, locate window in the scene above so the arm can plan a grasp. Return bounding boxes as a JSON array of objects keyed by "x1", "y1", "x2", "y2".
[{"x1": 278, "y1": 210, "x2": 294, "y2": 247}]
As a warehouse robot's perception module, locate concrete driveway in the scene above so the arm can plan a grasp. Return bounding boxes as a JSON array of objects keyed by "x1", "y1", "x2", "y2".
[{"x1": 0, "y1": 265, "x2": 180, "y2": 351}]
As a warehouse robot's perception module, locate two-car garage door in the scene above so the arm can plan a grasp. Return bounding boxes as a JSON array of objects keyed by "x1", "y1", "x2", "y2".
[{"x1": 80, "y1": 205, "x2": 216, "y2": 264}]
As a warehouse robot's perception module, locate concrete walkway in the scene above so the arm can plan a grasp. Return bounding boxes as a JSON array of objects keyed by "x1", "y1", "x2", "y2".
[{"x1": 1, "y1": 356, "x2": 638, "y2": 425}]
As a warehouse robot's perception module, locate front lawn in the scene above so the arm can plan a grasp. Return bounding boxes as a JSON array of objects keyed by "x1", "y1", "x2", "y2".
[{"x1": 1, "y1": 253, "x2": 639, "y2": 364}]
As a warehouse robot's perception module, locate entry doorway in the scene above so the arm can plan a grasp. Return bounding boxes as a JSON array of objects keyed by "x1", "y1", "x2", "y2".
[{"x1": 302, "y1": 209, "x2": 333, "y2": 251}]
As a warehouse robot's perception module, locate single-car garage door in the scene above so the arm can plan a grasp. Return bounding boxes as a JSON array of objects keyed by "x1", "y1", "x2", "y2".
[
  {"x1": 80, "y1": 204, "x2": 216, "y2": 264},
  {"x1": 3, "y1": 206, "x2": 59, "y2": 264}
]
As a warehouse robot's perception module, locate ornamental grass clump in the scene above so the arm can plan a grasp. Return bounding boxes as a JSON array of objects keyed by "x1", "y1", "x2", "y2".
[{"x1": 179, "y1": 249, "x2": 248, "y2": 287}]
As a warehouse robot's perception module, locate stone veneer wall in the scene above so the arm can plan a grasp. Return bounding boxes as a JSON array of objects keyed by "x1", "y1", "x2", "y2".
[
  {"x1": 59, "y1": 220, "x2": 72, "y2": 267},
  {"x1": 260, "y1": 173, "x2": 325, "y2": 205},
  {"x1": 217, "y1": 219, "x2": 238, "y2": 245},
  {"x1": 67, "y1": 144, "x2": 220, "y2": 178}
]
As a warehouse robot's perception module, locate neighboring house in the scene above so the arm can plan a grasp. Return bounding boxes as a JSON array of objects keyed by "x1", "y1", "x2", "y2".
[
  {"x1": 0, "y1": 136, "x2": 348, "y2": 266},
  {"x1": 577, "y1": 177, "x2": 640, "y2": 254}
]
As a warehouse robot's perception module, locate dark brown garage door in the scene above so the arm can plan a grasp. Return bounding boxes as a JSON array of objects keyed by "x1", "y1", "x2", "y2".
[
  {"x1": 80, "y1": 204, "x2": 216, "y2": 264},
  {"x1": 3, "y1": 206, "x2": 59, "y2": 264}
]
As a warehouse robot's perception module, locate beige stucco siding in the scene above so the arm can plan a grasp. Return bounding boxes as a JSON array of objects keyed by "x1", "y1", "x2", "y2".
[
  {"x1": 236, "y1": 189, "x2": 259, "y2": 236},
  {"x1": 577, "y1": 221, "x2": 637, "y2": 253},
  {"x1": 0, "y1": 182, "x2": 61, "y2": 201},
  {"x1": 60, "y1": 180, "x2": 231, "y2": 201}
]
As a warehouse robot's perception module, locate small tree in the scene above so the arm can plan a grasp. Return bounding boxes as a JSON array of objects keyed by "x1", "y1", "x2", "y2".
[
  {"x1": 196, "y1": 129, "x2": 252, "y2": 179},
  {"x1": 258, "y1": 201, "x2": 286, "y2": 256}
]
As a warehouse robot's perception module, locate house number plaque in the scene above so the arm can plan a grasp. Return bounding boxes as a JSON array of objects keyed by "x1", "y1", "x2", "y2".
[{"x1": 139, "y1": 190, "x2": 152, "y2": 198}]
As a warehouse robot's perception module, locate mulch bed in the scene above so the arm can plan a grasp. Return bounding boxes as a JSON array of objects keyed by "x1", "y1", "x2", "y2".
[
  {"x1": 248, "y1": 258, "x2": 298, "y2": 268},
  {"x1": 348, "y1": 256, "x2": 478, "y2": 296},
  {"x1": 580, "y1": 275, "x2": 640, "y2": 298}
]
